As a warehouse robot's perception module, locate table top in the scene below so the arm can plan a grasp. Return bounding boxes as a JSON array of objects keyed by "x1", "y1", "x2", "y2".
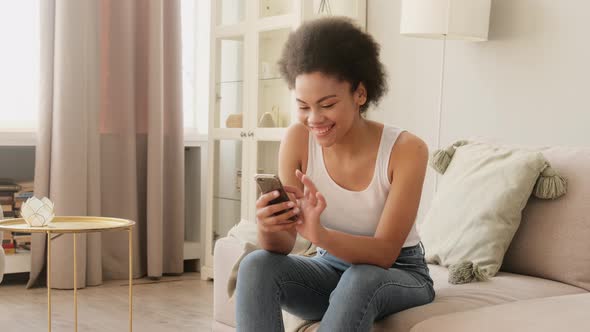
[{"x1": 0, "y1": 216, "x2": 135, "y2": 233}]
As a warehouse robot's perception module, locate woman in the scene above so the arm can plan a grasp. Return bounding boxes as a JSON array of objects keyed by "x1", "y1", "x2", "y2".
[{"x1": 236, "y1": 17, "x2": 434, "y2": 332}]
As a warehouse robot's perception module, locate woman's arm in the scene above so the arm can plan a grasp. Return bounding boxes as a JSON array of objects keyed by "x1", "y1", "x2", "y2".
[
  {"x1": 299, "y1": 132, "x2": 429, "y2": 269},
  {"x1": 257, "y1": 124, "x2": 308, "y2": 254}
]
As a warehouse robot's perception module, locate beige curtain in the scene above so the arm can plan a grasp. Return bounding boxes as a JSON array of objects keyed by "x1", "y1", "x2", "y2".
[{"x1": 29, "y1": 0, "x2": 184, "y2": 289}]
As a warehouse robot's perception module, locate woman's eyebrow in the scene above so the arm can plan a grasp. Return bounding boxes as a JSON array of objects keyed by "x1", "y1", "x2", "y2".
[{"x1": 296, "y1": 95, "x2": 338, "y2": 104}]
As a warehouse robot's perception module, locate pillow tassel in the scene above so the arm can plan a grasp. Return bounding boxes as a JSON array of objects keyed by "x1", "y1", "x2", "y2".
[
  {"x1": 448, "y1": 261, "x2": 489, "y2": 284},
  {"x1": 534, "y1": 165, "x2": 567, "y2": 199},
  {"x1": 431, "y1": 149, "x2": 453, "y2": 174},
  {"x1": 430, "y1": 140, "x2": 469, "y2": 174}
]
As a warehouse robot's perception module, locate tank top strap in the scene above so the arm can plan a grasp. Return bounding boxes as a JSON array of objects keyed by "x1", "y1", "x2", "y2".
[
  {"x1": 378, "y1": 126, "x2": 404, "y2": 185},
  {"x1": 306, "y1": 131, "x2": 321, "y2": 178}
]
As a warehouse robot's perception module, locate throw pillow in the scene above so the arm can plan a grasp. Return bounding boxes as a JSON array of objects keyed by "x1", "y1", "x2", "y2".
[{"x1": 419, "y1": 140, "x2": 566, "y2": 284}]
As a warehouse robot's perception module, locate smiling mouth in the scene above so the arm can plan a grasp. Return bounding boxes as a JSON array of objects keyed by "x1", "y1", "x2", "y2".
[{"x1": 311, "y1": 124, "x2": 335, "y2": 137}]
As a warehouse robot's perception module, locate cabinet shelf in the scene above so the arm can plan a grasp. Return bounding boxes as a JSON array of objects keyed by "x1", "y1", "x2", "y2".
[
  {"x1": 215, "y1": 24, "x2": 246, "y2": 39},
  {"x1": 259, "y1": 77, "x2": 282, "y2": 82},
  {"x1": 216, "y1": 80, "x2": 244, "y2": 85},
  {"x1": 4, "y1": 251, "x2": 31, "y2": 274},
  {"x1": 213, "y1": 195, "x2": 241, "y2": 202},
  {"x1": 183, "y1": 241, "x2": 202, "y2": 260},
  {"x1": 255, "y1": 14, "x2": 295, "y2": 31}
]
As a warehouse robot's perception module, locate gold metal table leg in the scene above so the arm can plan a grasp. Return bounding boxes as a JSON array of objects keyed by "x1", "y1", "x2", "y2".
[
  {"x1": 74, "y1": 233, "x2": 78, "y2": 332},
  {"x1": 129, "y1": 228, "x2": 133, "y2": 332},
  {"x1": 47, "y1": 231, "x2": 51, "y2": 332}
]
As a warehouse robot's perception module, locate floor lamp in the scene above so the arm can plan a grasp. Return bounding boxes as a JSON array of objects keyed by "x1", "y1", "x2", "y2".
[{"x1": 399, "y1": 0, "x2": 491, "y2": 191}]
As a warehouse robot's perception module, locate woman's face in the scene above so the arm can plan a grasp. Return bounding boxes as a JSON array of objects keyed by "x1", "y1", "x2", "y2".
[{"x1": 295, "y1": 72, "x2": 366, "y2": 147}]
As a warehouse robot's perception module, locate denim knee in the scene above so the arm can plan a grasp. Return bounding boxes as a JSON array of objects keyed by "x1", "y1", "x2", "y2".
[
  {"x1": 328, "y1": 265, "x2": 378, "y2": 300},
  {"x1": 342, "y1": 265, "x2": 382, "y2": 286},
  {"x1": 238, "y1": 249, "x2": 284, "y2": 286}
]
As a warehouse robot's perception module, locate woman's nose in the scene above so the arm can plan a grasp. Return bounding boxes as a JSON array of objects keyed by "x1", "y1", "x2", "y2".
[{"x1": 308, "y1": 108, "x2": 323, "y2": 123}]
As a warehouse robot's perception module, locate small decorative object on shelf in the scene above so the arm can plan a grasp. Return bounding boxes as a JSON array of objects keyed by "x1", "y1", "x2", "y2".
[
  {"x1": 258, "y1": 112, "x2": 276, "y2": 128},
  {"x1": 20, "y1": 196, "x2": 55, "y2": 227},
  {"x1": 226, "y1": 113, "x2": 243, "y2": 128}
]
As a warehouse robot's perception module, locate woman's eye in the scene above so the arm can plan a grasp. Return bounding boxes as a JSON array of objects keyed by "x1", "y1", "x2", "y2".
[
  {"x1": 321, "y1": 104, "x2": 335, "y2": 109},
  {"x1": 298, "y1": 106, "x2": 310, "y2": 111}
]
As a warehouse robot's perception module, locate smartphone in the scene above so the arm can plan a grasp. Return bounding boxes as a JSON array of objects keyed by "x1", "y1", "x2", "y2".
[{"x1": 254, "y1": 174, "x2": 298, "y2": 223}]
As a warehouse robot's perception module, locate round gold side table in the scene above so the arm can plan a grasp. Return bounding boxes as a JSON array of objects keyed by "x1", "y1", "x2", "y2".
[{"x1": 0, "y1": 216, "x2": 136, "y2": 332}]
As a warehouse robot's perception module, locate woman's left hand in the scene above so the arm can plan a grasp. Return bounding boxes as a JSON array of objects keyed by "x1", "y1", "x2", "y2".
[{"x1": 294, "y1": 169, "x2": 328, "y2": 245}]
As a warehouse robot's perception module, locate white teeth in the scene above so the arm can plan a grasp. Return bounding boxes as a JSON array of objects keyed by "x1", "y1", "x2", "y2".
[{"x1": 312, "y1": 125, "x2": 333, "y2": 136}]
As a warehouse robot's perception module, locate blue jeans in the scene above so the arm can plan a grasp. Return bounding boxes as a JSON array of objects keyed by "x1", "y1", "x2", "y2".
[{"x1": 235, "y1": 243, "x2": 435, "y2": 332}]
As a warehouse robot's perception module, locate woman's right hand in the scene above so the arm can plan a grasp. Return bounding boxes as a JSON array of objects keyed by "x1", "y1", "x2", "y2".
[{"x1": 255, "y1": 189, "x2": 301, "y2": 233}]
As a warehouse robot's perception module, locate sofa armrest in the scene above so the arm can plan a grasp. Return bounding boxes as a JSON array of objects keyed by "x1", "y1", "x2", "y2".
[
  {"x1": 411, "y1": 293, "x2": 590, "y2": 332},
  {"x1": 213, "y1": 236, "x2": 244, "y2": 328}
]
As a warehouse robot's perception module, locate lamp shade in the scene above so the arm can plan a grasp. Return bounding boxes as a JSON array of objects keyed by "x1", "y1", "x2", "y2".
[{"x1": 400, "y1": 0, "x2": 491, "y2": 41}]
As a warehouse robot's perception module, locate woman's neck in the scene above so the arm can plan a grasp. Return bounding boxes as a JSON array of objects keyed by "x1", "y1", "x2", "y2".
[{"x1": 326, "y1": 117, "x2": 375, "y2": 159}]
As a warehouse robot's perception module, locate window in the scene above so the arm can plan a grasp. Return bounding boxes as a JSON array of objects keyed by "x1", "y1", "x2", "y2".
[
  {"x1": 0, "y1": 2, "x2": 208, "y2": 136},
  {"x1": 181, "y1": 0, "x2": 210, "y2": 135},
  {"x1": 0, "y1": 2, "x2": 40, "y2": 131}
]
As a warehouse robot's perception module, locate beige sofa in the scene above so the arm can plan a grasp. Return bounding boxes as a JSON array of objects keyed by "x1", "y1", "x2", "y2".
[{"x1": 212, "y1": 146, "x2": 590, "y2": 331}]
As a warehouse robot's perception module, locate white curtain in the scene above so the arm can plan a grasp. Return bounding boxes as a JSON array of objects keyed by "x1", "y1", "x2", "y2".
[{"x1": 29, "y1": 0, "x2": 185, "y2": 289}]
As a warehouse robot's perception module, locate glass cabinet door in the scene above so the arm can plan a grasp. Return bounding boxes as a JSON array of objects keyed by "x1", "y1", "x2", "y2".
[
  {"x1": 211, "y1": 138, "x2": 245, "y2": 253},
  {"x1": 255, "y1": 140, "x2": 281, "y2": 175},
  {"x1": 217, "y1": 0, "x2": 245, "y2": 26},
  {"x1": 257, "y1": 28, "x2": 292, "y2": 129},
  {"x1": 259, "y1": 0, "x2": 294, "y2": 18},
  {"x1": 311, "y1": 0, "x2": 363, "y2": 19},
  {"x1": 214, "y1": 37, "x2": 245, "y2": 129},
  {"x1": 249, "y1": 140, "x2": 281, "y2": 221}
]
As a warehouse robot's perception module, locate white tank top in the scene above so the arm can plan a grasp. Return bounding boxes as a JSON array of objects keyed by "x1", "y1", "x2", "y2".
[{"x1": 306, "y1": 124, "x2": 421, "y2": 248}]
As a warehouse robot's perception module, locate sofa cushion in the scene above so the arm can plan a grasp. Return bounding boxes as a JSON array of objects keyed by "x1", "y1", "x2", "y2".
[
  {"x1": 419, "y1": 141, "x2": 556, "y2": 282},
  {"x1": 502, "y1": 147, "x2": 590, "y2": 291},
  {"x1": 287, "y1": 265, "x2": 585, "y2": 332},
  {"x1": 411, "y1": 293, "x2": 590, "y2": 332}
]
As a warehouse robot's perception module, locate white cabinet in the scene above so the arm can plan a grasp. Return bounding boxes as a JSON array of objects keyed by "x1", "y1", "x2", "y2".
[
  {"x1": 201, "y1": 0, "x2": 366, "y2": 280},
  {"x1": 0, "y1": 140, "x2": 207, "y2": 275}
]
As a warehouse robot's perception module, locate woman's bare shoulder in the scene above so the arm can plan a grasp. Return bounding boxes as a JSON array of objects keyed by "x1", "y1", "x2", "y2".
[
  {"x1": 395, "y1": 131, "x2": 427, "y2": 149},
  {"x1": 389, "y1": 131, "x2": 429, "y2": 174},
  {"x1": 281, "y1": 123, "x2": 310, "y2": 172}
]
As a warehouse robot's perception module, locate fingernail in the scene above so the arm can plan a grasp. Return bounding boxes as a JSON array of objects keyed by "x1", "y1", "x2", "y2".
[
  {"x1": 293, "y1": 208, "x2": 300, "y2": 214},
  {"x1": 297, "y1": 220, "x2": 303, "y2": 224},
  {"x1": 287, "y1": 202, "x2": 295, "y2": 207},
  {"x1": 274, "y1": 191, "x2": 279, "y2": 197}
]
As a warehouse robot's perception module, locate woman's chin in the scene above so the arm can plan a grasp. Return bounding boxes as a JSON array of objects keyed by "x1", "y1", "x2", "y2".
[{"x1": 316, "y1": 134, "x2": 337, "y2": 147}]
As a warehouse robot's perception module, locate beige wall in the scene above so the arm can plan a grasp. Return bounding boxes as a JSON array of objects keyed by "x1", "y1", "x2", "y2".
[{"x1": 367, "y1": 0, "x2": 590, "y2": 220}]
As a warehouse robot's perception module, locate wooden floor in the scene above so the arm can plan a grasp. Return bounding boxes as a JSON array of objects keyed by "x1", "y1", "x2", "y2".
[{"x1": 0, "y1": 272, "x2": 214, "y2": 331}]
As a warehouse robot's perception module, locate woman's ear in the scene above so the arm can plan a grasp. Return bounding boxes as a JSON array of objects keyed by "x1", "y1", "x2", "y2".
[{"x1": 355, "y1": 82, "x2": 367, "y2": 106}]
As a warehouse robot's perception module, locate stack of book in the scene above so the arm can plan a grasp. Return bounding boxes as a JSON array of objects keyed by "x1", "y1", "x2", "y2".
[
  {"x1": 1, "y1": 232, "x2": 31, "y2": 255},
  {"x1": 0, "y1": 179, "x2": 20, "y2": 219},
  {"x1": 14, "y1": 180, "x2": 34, "y2": 217},
  {"x1": 1, "y1": 231, "x2": 15, "y2": 254},
  {"x1": 1, "y1": 179, "x2": 33, "y2": 256}
]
